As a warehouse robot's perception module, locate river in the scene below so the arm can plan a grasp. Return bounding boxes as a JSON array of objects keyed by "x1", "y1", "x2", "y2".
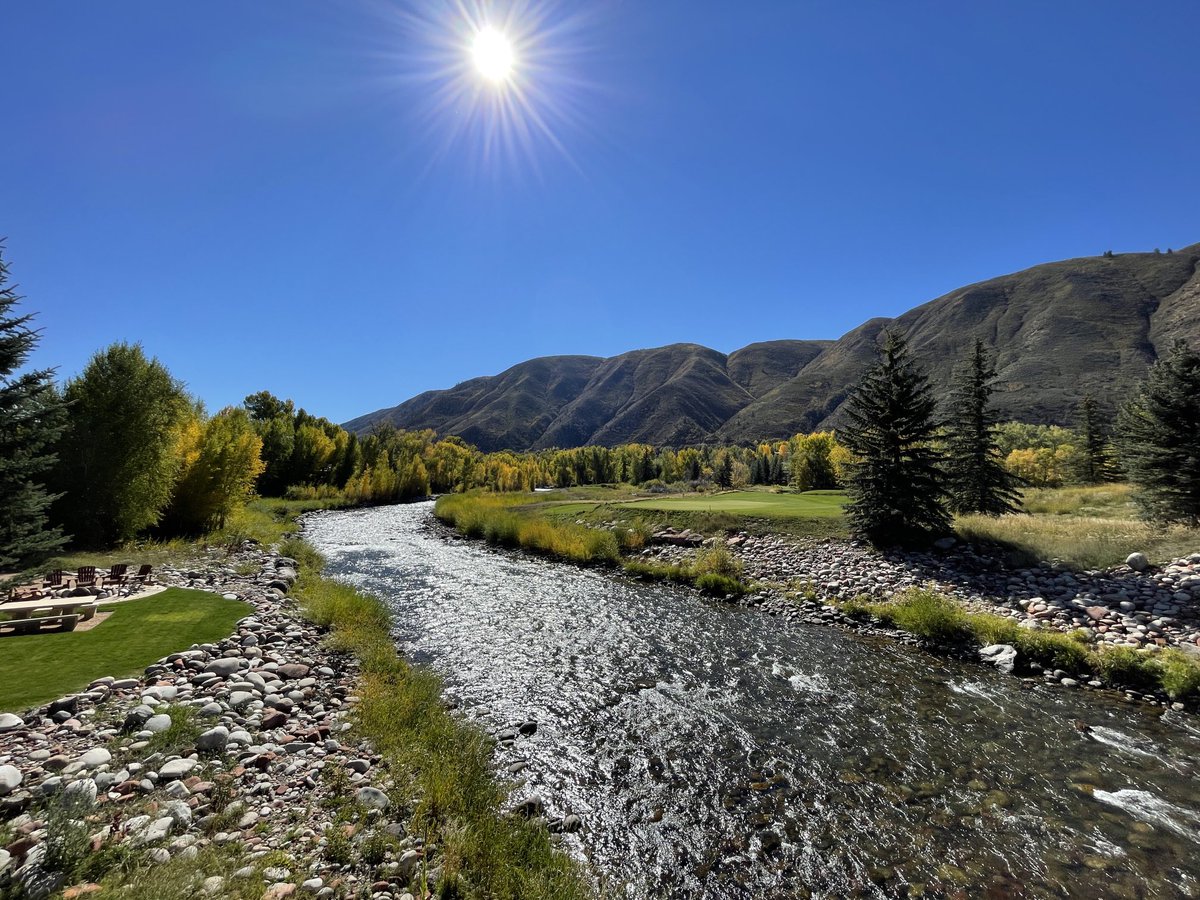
[{"x1": 305, "y1": 501, "x2": 1200, "y2": 899}]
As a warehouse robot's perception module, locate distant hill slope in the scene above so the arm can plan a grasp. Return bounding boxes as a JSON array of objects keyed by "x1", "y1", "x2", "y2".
[{"x1": 347, "y1": 245, "x2": 1200, "y2": 449}]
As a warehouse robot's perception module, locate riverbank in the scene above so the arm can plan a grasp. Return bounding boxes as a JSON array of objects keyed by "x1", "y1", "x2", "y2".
[
  {"x1": 435, "y1": 494, "x2": 1200, "y2": 709},
  {"x1": 310, "y1": 500, "x2": 1200, "y2": 899},
  {"x1": 0, "y1": 523, "x2": 590, "y2": 898}
]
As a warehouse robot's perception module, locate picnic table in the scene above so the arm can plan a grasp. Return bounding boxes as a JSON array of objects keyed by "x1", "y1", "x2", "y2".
[
  {"x1": 1, "y1": 598, "x2": 95, "y2": 620},
  {"x1": 0, "y1": 597, "x2": 100, "y2": 634}
]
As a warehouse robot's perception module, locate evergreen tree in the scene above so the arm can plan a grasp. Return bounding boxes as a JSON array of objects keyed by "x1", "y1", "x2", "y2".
[
  {"x1": 1074, "y1": 394, "x2": 1113, "y2": 484},
  {"x1": 1117, "y1": 340, "x2": 1200, "y2": 524},
  {"x1": 943, "y1": 339, "x2": 1021, "y2": 515},
  {"x1": 840, "y1": 330, "x2": 951, "y2": 545},
  {"x1": 53, "y1": 343, "x2": 190, "y2": 546},
  {"x1": 0, "y1": 250, "x2": 68, "y2": 566}
]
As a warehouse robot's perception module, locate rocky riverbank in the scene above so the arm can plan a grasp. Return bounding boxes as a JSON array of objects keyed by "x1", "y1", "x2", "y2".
[
  {"x1": 639, "y1": 533, "x2": 1200, "y2": 651},
  {"x1": 0, "y1": 543, "x2": 427, "y2": 900}
]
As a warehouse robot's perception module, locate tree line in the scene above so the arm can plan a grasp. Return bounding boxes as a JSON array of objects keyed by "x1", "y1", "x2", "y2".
[
  {"x1": 837, "y1": 330, "x2": 1200, "y2": 545},
  {"x1": 2, "y1": 245, "x2": 1197, "y2": 563}
]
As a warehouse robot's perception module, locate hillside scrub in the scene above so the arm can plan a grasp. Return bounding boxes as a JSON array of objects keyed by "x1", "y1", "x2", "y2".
[{"x1": 840, "y1": 588, "x2": 1200, "y2": 702}]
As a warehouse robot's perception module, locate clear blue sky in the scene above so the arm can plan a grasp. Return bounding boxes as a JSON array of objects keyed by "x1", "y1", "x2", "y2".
[{"x1": 5, "y1": 1, "x2": 1198, "y2": 423}]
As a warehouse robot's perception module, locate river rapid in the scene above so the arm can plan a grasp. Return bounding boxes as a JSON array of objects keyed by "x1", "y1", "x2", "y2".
[{"x1": 305, "y1": 502, "x2": 1200, "y2": 899}]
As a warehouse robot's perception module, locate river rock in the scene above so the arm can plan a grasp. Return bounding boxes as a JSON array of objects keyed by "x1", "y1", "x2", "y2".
[
  {"x1": 355, "y1": 786, "x2": 389, "y2": 809},
  {"x1": 196, "y1": 726, "x2": 229, "y2": 752},
  {"x1": 979, "y1": 644, "x2": 1018, "y2": 674},
  {"x1": 0, "y1": 765, "x2": 22, "y2": 796},
  {"x1": 1126, "y1": 553, "x2": 1150, "y2": 572},
  {"x1": 145, "y1": 714, "x2": 173, "y2": 733},
  {"x1": 159, "y1": 758, "x2": 198, "y2": 779},
  {"x1": 0, "y1": 713, "x2": 23, "y2": 732},
  {"x1": 205, "y1": 658, "x2": 242, "y2": 678}
]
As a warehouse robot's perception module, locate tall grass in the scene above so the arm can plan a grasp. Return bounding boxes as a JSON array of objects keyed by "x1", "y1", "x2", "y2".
[
  {"x1": 957, "y1": 510, "x2": 1200, "y2": 570},
  {"x1": 436, "y1": 493, "x2": 621, "y2": 565},
  {"x1": 847, "y1": 588, "x2": 1200, "y2": 701}
]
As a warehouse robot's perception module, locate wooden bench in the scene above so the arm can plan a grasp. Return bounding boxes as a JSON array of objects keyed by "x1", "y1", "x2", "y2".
[{"x1": 0, "y1": 614, "x2": 80, "y2": 635}]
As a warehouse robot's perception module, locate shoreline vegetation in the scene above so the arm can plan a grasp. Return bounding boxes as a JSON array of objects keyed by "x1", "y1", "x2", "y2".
[
  {"x1": 433, "y1": 492, "x2": 746, "y2": 597},
  {"x1": 282, "y1": 535, "x2": 593, "y2": 900},
  {"x1": 432, "y1": 489, "x2": 1200, "y2": 708},
  {"x1": 0, "y1": 499, "x2": 593, "y2": 900}
]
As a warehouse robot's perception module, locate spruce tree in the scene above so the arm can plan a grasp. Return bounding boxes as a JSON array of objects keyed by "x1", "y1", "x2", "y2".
[
  {"x1": 840, "y1": 330, "x2": 951, "y2": 545},
  {"x1": 1117, "y1": 340, "x2": 1200, "y2": 524},
  {"x1": 0, "y1": 249, "x2": 68, "y2": 566},
  {"x1": 1074, "y1": 394, "x2": 1113, "y2": 484},
  {"x1": 943, "y1": 339, "x2": 1021, "y2": 516}
]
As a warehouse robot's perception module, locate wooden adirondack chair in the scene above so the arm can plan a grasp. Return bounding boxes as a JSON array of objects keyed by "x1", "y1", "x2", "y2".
[
  {"x1": 41, "y1": 570, "x2": 68, "y2": 590},
  {"x1": 129, "y1": 565, "x2": 155, "y2": 590},
  {"x1": 106, "y1": 563, "x2": 130, "y2": 588},
  {"x1": 75, "y1": 566, "x2": 98, "y2": 589}
]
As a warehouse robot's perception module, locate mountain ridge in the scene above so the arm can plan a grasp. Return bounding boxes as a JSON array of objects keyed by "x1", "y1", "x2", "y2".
[{"x1": 347, "y1": 245, "x2": 1200, "y2": 449}]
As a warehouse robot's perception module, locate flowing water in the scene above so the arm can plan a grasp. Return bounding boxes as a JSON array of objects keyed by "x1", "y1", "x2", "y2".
[{"x1": 306, "y1": 502, "x2": 1200, "y2": 899}]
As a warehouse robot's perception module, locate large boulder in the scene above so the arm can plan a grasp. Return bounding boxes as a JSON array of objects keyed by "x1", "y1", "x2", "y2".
[
  {"x1": 1126, "y1": 552, "x2": 1150, "y2": 572},
  {"x1": 979, "y1": 644, "x2": 1018, "y2": 675}
]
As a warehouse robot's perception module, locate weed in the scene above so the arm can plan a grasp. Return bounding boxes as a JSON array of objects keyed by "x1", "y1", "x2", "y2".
[{"x1": 323, "y1": 825, "x2": 354, "y2": 867}]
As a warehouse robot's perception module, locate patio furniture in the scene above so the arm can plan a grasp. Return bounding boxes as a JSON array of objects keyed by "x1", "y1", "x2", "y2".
[
  {"x1": 75, "y1": 566, "x2": 98, "y2": 589},
  {"x1": 41, "y1": 570, "x2": 70, "y2": 590},
  {"x1": 0, "y1": 597, "x2": 90, "y2": 635},
  {"x1": 129, "y1": 565, "x2": 155, "y2": 589},
  {"x1": 105, "y1": 563, "x2": 130, "y2": 588}
]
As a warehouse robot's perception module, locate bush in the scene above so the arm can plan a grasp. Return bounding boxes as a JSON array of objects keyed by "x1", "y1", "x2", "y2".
[
  {"x1": 41, "y1": 790, "x2": 93, "y2": 878},
  {"x1": 323, "y1": 825, "x2": 354, "y2": 867},
  {"x1": 1157, "y1": 649, "x2": 1200, "y2": 700},
  {"x1": 622, "y1": 560, "x2": 692, "y2": 584},
  {"x1": 1014, "y1": 630, "x2": 1090, "y2": 673},
  {"x1": 695, "y1": 573, "x2": 744, "y2": 597},
  {"x1": 1090, "y1": 647, "x2": 1155, "y2": 690},
  {"x1": 875, "y1": 589, "x2": 969, "y2": 642},
  {"x1": 692, "y1": 544, "x2": 743, "y2": 579}
]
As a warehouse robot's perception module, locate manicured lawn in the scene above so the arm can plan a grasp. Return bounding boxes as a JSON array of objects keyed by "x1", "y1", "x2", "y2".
[
  {"x1": 0, "y1": 587, "x2": 251, "y2": 713},
  {"x1": 617, "y1": 490, "x2": 848, "y2": 518}
]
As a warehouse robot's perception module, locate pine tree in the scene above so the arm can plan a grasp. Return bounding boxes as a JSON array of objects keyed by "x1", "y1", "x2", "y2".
[
  {"x1": 840, "y1": 330, "x2": 951, "y2": 545},
  {"x1": 1117, "y1": 340, "x2": 1200, "y2": 524},
  {"x1": 943, "y1": 339, "x2": 1021, "y2": 516},
  {"x1": 1074, "y1": 394, "x2": 1113, "y2": 484},
  {"x1": 0, "y1": 248, "x2": 68, "y2": 566}
]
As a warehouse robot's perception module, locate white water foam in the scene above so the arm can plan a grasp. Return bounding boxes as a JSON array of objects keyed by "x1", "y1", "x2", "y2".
[
  {"x1": 1087, "y1": 726, "x2": 1159, "y2": 759},
  {"x1": 1092, "y1": 788, "x2": 1200, "y2": 842},
  {"x1": 948, "y1": 679, "x2": 1004, "y2": 708}
]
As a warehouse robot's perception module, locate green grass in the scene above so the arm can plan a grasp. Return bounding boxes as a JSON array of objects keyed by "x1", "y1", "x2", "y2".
[
  {"x1": 617, "y1": 489, "x2": 847, "y2": 518},
  {"x1": 842, "y1": 587, "x2": 1200, "y2": 701},
  {"x1": 0, "y1": 588, "x2": 251, "y2": 712}
]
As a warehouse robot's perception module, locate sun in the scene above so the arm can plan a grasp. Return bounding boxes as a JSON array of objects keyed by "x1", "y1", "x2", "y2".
[{"x1": 472, "y1": 26, "x2": 515, "y2": 83}]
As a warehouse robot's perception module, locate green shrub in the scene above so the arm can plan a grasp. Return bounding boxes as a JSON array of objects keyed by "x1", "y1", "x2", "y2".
[
  {"x1": 323, "y1": 825, "x2": 354, "y2": 867},
  {"x1": 692, "y1": 544, "x2": 743, "y2": 579},
  {"x1": 1091, "y1": 647, "x2": 1157, "y2": 690},
  {"x1": 876, "y1": 589, "x2": 970, "y2": 642},
  {"x1": 41, "y1": 790, "x2": 93, "y2": 878},
  {"x1": 622, "y1": 560, "x2": 693, "y2": 583},
  {"x1": 1157, "y1": 649, "x2": 1200, "y2": 700},
  {"x1": 695, "y1": 573, "x2": 744, "y2": 597},
  {"x1": 1014, "y1": 630, "x2": 1090, "y2": 673},
  {"x1": 967, "y1": 612, "x2": 1022, "y2": 646},
  {"x1": 360, "y1": 830, "x2": 398, "y2": 867}
]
